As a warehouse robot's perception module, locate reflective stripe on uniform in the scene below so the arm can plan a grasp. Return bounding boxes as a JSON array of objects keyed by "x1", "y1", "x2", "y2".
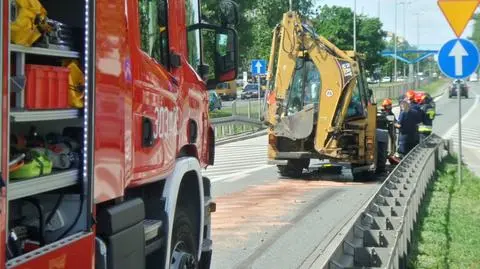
[
  {"x1": 418, "y1": 124, "x2": 432, "y2": 132},
  {"x1": 426, "y1": 108, "x2": 435, "y2": 120}
]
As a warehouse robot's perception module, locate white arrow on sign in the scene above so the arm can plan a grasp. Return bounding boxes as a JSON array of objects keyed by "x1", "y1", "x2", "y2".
[
  {"x1": 255, "y1": 61, "x2": 263, "y2": 74},
  {"x1": 449, "y1": 40, "x2": 468, "y2": 76}
]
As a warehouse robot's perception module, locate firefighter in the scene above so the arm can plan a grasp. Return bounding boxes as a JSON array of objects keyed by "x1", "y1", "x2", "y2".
[
  {"x1": 380, "y1": 98, "x2": 397, "y2": 159},
  {"x1": 404, "y1": 90, "x2": 423, "y2": 144},
  {"x1": 381, "y1": 98, "x2": 395, "y2": 116},
  {"x1": 394, "y1": 101, "x2": 420, "y2": 159},
  {"x1": 417, "y1": 94, "x2": 435, "y2": 141}
]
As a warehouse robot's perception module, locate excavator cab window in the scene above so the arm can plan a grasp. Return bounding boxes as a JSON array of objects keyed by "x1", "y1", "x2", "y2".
[
  {"x1": 347, "y1": 80, "x2": 367, "y2": 119},
  {"x1": 286, "y1": 59, "x2": 321, "y2": 115}
]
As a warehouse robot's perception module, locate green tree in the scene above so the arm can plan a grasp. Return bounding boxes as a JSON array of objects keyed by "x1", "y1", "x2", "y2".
[
  {"x1": 201, "y1": 0, "x2": 314, "y2": 72},
  {"x1": 469, "y1": 13, "x2": 480, "y2": 48},
  {"x1": 312, "y1": 5, "x2": 386, "y2": 73}
]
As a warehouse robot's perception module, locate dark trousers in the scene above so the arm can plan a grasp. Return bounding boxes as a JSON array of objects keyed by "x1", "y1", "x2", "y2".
[{"x1": 398, "y1": 134, "x2": 416, "y2": 155}]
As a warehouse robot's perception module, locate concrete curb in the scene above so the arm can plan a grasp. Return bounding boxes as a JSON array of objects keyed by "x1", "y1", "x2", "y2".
[{"x1": 215, "y1": 129, "x2": 268, "y2": 146}]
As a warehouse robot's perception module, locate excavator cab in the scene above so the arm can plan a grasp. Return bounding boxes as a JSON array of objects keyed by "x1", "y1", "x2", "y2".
[{"x1": 265, "y1": 11, "x2": 391, "y2": 179}]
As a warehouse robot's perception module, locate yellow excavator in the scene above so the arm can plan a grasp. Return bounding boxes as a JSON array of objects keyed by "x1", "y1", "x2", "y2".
[{"x1": 263, "y1": 11, "x2": 395, "y2": 179}]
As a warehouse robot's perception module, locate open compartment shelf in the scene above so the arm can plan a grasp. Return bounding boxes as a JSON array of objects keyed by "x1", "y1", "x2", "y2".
[
  {"x1": 10, "y1": 109, "x2": 81, "y2": 122},
  {"x1": 10, "y1": 44, "x2": 80, "y2": 58},
  {"x1": 8, "y1": 169, "x2": 79, "y2": 201},
  {"x1": 10, "y1": 109, "x2": 82, "y2": 122},
  {"x1": 5, "y1": 0, "x2": 90, "y2": 264}
]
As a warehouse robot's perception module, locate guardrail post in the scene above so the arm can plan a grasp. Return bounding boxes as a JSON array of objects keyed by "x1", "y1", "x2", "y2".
[
  {"x1": 220, "y1": 125, "x2": 224, "y2": 137},
  {"x1": 232, "y1": 100, "x2": 237, "y2": 116},
  {"x1": 228, "y1": 124, "x2": 233, "y2": 135},
  {"x1": 248, "y1": 100, "x2": 252, "y2": 118},
  {"x1": 214, "y1": 126, "x2": 218, "y2": 137}
]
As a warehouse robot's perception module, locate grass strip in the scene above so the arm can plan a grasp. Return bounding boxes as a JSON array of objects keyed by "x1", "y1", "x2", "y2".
[
  {"x1": 408, "y1": 155, "x2": 480, "y2": 269},
  {"x1": 417, "y1": 78, "x2": 449, "y2": 95}
]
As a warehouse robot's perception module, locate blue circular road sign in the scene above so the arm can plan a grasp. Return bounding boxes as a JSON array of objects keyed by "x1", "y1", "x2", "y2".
[{"x1": 438, "y1": 38, "x2": 480, "y2": 79}]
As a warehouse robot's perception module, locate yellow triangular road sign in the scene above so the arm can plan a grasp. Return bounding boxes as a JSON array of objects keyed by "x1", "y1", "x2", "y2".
[{"x1": 438, "y1": 0, "x2": 479, "y2": 37}]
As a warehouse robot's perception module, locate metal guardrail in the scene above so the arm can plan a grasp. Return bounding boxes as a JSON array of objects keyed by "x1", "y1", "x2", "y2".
[
  {"x1": 320, "y1": 133, "x2": 450, "y2": 269},
  {"x1": 210, "y1": 100, "x2": 264, "y2": 138},
  {"x1": 371, "y1": 78, "x2": 433, "y2": 101}
]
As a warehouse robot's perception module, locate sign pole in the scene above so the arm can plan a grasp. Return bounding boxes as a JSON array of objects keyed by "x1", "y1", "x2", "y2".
[
  {"x1": 458, "y1": 87, "x2": 462, "y2": 184},
  {"x1": 257, "y1": 75, "x2": 260, "y2": 102},
  {"x1": 437, "y1": 0, "x2": 480, "y2": 184}
]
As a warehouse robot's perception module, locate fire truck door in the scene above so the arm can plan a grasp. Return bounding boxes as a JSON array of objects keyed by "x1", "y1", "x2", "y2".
[{"x1": 131, "y1": 0, "x2": 177, "y2": 181}]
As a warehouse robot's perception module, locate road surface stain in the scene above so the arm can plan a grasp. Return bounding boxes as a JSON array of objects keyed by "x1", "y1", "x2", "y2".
[{"x1": 212, "y1": 179, "x2": 373, "y2": 245}]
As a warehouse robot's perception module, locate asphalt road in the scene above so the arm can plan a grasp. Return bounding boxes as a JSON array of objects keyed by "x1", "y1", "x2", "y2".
[{"x1": 204, "y1": 82, "x2": 479, "y2": 269}]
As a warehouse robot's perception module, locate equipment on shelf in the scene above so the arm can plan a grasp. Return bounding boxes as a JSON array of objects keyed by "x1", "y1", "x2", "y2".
[
  {"x1": 10, "y1": 0, "x2": 49, "y2": 47},
  {"x1": 9, "y1": 126, "x2": 82, "y2": 179},
  {"x1": 64, "y1": 60, "x2": 85, "y2": 108},
  {"x1": 25, "y1": 64, "x2": 70, "y2": 110},
  {"x1": 9, "y1": 149, "x2": 53, "y2": 180},
  {"x1": 7, "y1": 226, "x2": 29, "y2": 259},
  {"x1": 35, "y1": 19, "x2": 75, "y2": 51}
]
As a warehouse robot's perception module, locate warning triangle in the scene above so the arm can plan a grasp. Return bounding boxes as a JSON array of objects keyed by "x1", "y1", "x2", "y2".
[{"x1": 438, "y1": 0, "x2": 479, "y2": 37}]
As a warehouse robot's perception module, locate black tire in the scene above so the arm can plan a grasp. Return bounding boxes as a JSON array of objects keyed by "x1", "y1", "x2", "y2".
[
  {"x1": 351, "y1": 164, "x2": 370, "y2": 181},
  {"x1": 277, "y1": 159, "x2": 309, "y2": 178},
  {"x1": 170, "y1": 208, "x2": 198, "y2": 269}
]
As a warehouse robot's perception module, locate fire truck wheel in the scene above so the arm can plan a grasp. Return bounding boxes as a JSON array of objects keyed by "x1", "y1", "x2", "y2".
[{"x1": 170, "y1": 208, "x2": 198, "y2": 269}]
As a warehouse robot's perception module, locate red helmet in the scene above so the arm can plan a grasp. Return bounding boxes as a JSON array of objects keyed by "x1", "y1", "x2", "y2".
[
  {"x1": 382, "y1": 98, "x2": 393, "y2": 107},
  {"x1": 406, "y1": 90, "x2": 415, "y2": 101},
  {"x1": 415, "y1": 92, "x2": 424, "y2": 104}
]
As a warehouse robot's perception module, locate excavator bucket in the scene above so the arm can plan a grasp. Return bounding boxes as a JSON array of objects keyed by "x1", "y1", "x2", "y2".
[{"x1": 272, "y1": 104, "x2": 314, "y2": 140}]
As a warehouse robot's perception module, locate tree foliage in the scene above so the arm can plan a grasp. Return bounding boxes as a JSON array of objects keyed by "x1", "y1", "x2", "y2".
[
  {"x1": 200, "y1": 2, "x2": 408, "y2": 76},
  {"x1": 312, "y1": 5, "x2": 386, "y2": 72},
  {"x1": 201, "y1": 0, "x2": 313, "y2": 71},
  {"x1": 469, "y1": 13, "x2": 480, "y2": 51}
]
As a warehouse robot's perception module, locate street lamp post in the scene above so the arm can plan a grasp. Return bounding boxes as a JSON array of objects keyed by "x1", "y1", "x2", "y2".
[
  {"x1": 353, "y1": 0, "x2": 357, "y2": 52},
  {"x1": 399, "y1": 1, "x2": 412, "y2": 77},
  {"x1": 394, "y1": 0, "x2": 398, "y2": 82},
  {"x1": 414, "y1": 11, "x2": 424, "y2": 88},
  {"x1": 377, "y1": 0, "x2": 380, "y2": 18}
]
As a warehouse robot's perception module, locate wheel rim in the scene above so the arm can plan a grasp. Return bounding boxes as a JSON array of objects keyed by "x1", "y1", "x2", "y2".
[{"x1": 171, "y1": 241, "x2": 196, "y2": 269}]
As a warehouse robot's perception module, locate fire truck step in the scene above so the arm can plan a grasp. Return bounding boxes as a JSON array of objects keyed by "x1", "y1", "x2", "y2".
[{"x1": 144, "y1": 219, "x2": 164, "y2": 256}]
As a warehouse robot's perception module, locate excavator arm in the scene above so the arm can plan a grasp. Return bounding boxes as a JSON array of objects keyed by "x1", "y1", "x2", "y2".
[{"x1": 265, "y1": 11, "x2": 361, "y2": 156}]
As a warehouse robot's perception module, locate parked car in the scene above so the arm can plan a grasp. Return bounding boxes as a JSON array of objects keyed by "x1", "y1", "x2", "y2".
[
  {"x1": 209, "y1": 90, "x2": 222, "y2": 111},
  {"x1": 241, "y1": 84, "x2": 265, "y2": 99},
  {"x1": 449, "y1": 79, "x2": 469, "y2": 98},
  {"x1": 381, "y1": 76, "x2": 391, "y2": 83},
  {"x1": 215, "y1": 80, "x2": 237, "y2": 100}
]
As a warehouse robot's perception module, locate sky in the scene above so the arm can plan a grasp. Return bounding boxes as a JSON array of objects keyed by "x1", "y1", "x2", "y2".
[{"x1": 314, "y1": 0, "x2": 476, "y2": 50}]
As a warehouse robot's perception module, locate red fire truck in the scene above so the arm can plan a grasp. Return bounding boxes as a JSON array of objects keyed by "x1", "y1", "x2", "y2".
[{"x1": 0, "y1": 0, "x2": 238, "y2": 268}]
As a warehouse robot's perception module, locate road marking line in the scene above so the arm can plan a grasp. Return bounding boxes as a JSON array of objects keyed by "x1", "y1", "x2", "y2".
[
  {"x1": 443, "y1": 93, "x2": 480, "y2": 139},
  {"x1": 209, "y1": 164, "x2": 272, "y2": 183}
]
